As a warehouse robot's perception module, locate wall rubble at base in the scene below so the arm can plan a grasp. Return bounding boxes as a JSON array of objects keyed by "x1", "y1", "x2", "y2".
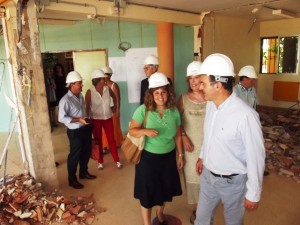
[
  {"x1": 0, "y1": 173, "x2": 103, "y2": 224},
  {"x1": 259, "y1": 107, "x2": 300, "y2": 183}
]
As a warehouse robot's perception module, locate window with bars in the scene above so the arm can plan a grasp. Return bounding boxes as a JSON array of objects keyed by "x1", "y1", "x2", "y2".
[{"x1": 260, "y1": 36, "x2": 299, "y2": 74}]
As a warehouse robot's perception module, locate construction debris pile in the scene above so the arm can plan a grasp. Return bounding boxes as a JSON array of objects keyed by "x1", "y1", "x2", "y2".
[
  {"x1": 0, "y1": 173, "x2": 100, "y2": 225},
  {"x1": 258, "y1": 107, "x2": 300, "y2": 183}
]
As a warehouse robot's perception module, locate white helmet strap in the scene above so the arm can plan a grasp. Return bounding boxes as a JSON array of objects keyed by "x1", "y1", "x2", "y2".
[{"x1": 215, "y1": 76, "x2": 228, "y2": 83}]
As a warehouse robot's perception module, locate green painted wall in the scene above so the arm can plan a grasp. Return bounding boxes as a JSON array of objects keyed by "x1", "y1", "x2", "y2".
[
  {"x1": 40, "y1": 20, "x2": 157, "y2": 55},
  {"x1": 174, "y1": 24, "x2": 194, "y2": 98},
  {"x1": 0, "y1": 19, "x2": 193, "y2": 132},
  {"x1": 0, "y1": 37, "x2": 13, "y2": 132}
]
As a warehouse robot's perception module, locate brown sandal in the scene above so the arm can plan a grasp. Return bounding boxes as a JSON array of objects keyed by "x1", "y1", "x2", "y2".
[{"x1": 190, "y1": 210, "x2": 196, "y2": 224}]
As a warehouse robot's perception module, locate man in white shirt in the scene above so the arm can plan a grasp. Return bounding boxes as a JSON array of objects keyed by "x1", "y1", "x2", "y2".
[
  {"x1": 233, "y1": 65, "x2": 269, "y2": 176},
  {"x1": 233, "y1": 65, "x2": 258, "y2": 109},
  {"x1": 195, "y1": 54, "x2": 265, "y2": 225}
]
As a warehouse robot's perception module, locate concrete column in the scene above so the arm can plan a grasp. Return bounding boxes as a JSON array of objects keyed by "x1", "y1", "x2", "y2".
[
  {"x1": 157, "y1": 22, "x2": 174, "y2": 83},
  {"x1": 2, "y1": 1, "x2": 58, "y2": 189}
]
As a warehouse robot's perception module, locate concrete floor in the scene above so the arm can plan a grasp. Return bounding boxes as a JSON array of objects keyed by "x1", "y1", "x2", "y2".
[{"x1": 1, "y1": 125, "x2": 300, "y2": 225}]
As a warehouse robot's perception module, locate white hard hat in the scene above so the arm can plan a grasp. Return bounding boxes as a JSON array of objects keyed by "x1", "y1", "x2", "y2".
[
  {"x1": 238, "y1": 65, "x2": 257, "y2": 79},
  {"x1": 91, "y1": 69, "x2": 107, "y2": 79},
  {"x1": 199, "y1": 53, "x2": 235, "y2": 77},
  {"x1": 65, "y1": 71, "x2": 82, "y2": 87},
  {"x1": 102, "y1": 66, "x2": 113, "y2": 74},
  {"x1": 144, "y1": 55, "x2": 159, "y2": 66},
  {"x1": 148, "y1": 72, "x2": 170, "y2": 88},
  {"x1": 187, "y1": 61, "x2": 202, "y2": 77}
]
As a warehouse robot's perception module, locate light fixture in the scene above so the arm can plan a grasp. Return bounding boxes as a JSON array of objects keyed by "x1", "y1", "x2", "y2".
[
  {"x1": 272, "y1": 9, "x2": 296, "y2": 18},
  {"x1": 252, "y1": 8, "x2": 259, "y2": 14}
]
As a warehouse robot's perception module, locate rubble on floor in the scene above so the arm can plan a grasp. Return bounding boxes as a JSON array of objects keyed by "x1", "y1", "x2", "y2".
[
  {"x1": 0, "y1": 173, "x2": 102, "y2": 224},
  {"x1": 258, "y1": 107, "x2": 300, "y2": 183}
]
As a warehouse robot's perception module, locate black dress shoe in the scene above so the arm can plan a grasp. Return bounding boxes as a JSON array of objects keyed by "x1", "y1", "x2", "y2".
[
  {"x1": 79, "y1": 172, "x2": 96, "y2": 179},
  {"x1": 69, "y1": 180, "x2": 84, "y2": 189}
]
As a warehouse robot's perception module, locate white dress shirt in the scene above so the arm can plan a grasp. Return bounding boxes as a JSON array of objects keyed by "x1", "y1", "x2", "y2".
[{"x1": 200, "y1": 92, "x2": 265, "y2": 202}]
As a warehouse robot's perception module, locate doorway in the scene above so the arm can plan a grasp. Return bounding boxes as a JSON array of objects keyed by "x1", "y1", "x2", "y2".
[{"x1": 41, "y1": 49, "x2": 108, "y2": 132}]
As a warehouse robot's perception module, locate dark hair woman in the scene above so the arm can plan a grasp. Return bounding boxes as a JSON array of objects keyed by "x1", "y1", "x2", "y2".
[{"x1": 129, "y1": 72, "x2": 184, "y2": 225}]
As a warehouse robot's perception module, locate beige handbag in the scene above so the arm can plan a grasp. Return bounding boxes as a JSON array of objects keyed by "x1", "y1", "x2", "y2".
[{"x1": 121, "y1": 111, "x2": 148, "y2": 164}]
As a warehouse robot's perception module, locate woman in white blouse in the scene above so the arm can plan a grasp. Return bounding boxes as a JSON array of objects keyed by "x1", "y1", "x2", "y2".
[{"x1": 85, "y1": 69, "x2": 122, "y2": 169}]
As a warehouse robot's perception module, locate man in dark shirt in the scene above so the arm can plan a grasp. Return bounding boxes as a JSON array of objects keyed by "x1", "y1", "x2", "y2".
[
  {"x1": 140, "y1": 55, "x2": 172, "y2": 105},
  {"x1": 140, "y1": 55, "x2": 159, "y2": 105}
]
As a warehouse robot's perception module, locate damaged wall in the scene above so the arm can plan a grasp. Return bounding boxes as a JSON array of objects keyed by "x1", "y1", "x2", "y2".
[{"x1": 0, "y1": 1, "x2": 58, "y2": 188}]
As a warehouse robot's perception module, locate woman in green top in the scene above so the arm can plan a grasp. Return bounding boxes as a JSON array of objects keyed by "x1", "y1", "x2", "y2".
[{"x1": 129, "y1": 72, "x2": 184, "y2": 225}]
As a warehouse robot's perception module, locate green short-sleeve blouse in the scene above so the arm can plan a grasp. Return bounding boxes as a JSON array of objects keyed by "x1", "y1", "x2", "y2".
[{"x1": 132, "y1": 104, "x2": 181, "y2": 154}]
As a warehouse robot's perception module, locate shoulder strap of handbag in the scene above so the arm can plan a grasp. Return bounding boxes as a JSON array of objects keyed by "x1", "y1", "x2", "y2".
[{"x1": 143, "y1": 110, "x2": 148, "y2": 128}]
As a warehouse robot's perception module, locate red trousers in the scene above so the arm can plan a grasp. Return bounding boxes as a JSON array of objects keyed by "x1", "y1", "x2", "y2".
[{"x1": 91, "y1": 118, "x2": 120, "y2": 163}]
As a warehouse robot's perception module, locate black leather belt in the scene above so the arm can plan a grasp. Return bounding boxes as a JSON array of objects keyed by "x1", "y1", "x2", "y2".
[{"x1": 210, "y1": 171, "x2": 238, "y2": 179}]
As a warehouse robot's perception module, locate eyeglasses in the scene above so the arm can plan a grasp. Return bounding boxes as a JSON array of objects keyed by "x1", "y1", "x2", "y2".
[{"x1": 144, "y1": 66, "x2": 153, "y2": 70}]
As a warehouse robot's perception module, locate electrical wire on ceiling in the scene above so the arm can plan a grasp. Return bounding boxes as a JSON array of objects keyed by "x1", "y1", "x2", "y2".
[
  {"x1": 248, "y1": 18, "x2": 257, "y2": 33},
  {"x1": 49, "y1": 0, "x2": 98, "y2": 16},
  {"x1": 248, "y1": 8, "x2": 259, "y2": 33},
  {"x1": 212, "y1": 0, "x2": 286, "y2": 13},
  {"x1": 125, "y1": 0, "x2": 200, "y2": 15},
  {"x1": 116, "y1": 1, "x2": 131, "y2": 52}
]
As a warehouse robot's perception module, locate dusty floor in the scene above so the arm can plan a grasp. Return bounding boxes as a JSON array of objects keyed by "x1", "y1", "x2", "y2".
[{"x1": 1, "y1": 116, "x2": 300, "y2": 225}]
